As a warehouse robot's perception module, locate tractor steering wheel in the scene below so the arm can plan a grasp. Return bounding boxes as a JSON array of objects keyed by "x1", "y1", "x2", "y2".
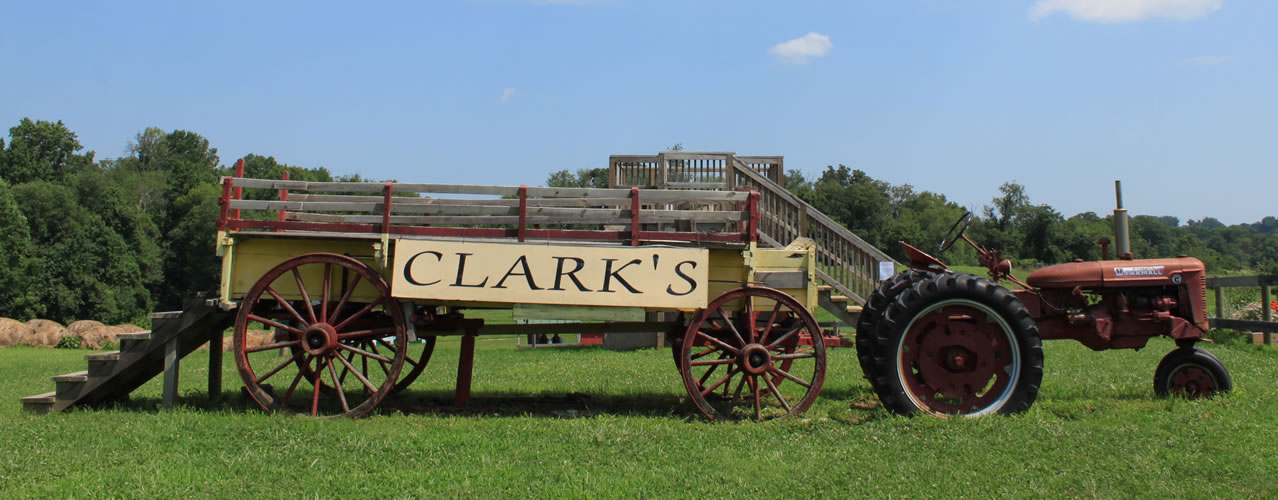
[{"x1": 939, "y1": 212, "x2": 973, "y2": 253}]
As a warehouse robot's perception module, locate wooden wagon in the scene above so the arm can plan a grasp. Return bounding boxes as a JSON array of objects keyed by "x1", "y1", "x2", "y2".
[{"x1": 216, "y1": 166, "x2": 829, "y2": 421}]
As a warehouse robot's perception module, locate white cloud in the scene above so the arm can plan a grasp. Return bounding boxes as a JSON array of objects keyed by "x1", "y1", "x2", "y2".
[
  {"x1": 499, "y1": 88, "x2": 516, "y2": 104},
  {"x1": 1177, "y1": 55, "x2": 1237, "y2": 65},
  {"x1": 769, "y1": 33, "x2": 832, "y2": 64},
  {"x1": 1030, "y1": 0, "x2": 1222, "y2": 22}
]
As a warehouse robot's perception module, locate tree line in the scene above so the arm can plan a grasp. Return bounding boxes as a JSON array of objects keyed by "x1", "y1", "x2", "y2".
[
  {"x1": 548, "y1": 164, "x2": 1278, "y2": 274},
  {"x1": 2, "y1": 119, "x2": 1273, "y2": 325},
  {"x1": 0, "y1": 119, "x2": 340, "y2": 324}
]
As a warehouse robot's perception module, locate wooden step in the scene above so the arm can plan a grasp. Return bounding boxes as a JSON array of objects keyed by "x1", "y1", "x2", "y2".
[
  {"x1": 829, "y1": 295, "x2": 850, "y2": 303},
  {"x1": 21, "y1": 392, "x2": 56, "y2": 414},
  {"x1": 846, "y1": 306, "x2": 863, "y2": 315},
  {"x1": 52, "y1": 371, "x2": 89, "y2": 383},
  {"x1": 117, "y1": 331, "x2": 152, "y2": 351},
  {"x1": 115, "y1": 331, "x2": 151, "y2": 341},
  {"x1": 22, "y1": 392, "x2": 56, "y2": 404},
  {"x1": 53, "y1": 371, "x2": 90, "y2": 397},
  {"x1": 149, "y1": 311, "x2": 183, "y2": 332},
  {"x1": 817, "y1": 285, "x2": 832, "y2": 293},
  {"x1": 86, "y1": 351, "x2": 121, "y2": 377},
  {"x1": 85, "y1": 351, "x2": 121, "y2": 361}
]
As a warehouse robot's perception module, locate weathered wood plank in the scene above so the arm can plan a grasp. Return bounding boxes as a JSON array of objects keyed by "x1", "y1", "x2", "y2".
[
  {"x1": 1207, "y1": 275, "x2": 1278, "y2": 287},
  {"x1": 230, "y1": 176, "x2": 749, "y2": 201},
  {"x1": 513, "y1": 304, "x2": 646, "y2": 322},
  {"x1": 1210, "y1": 318, "x2": 1278, "y2": 333}
]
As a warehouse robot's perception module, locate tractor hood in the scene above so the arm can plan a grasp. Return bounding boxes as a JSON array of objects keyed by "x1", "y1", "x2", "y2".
[{"x1": 1026, "y1": 257, "x2": 1206, "y2": 289}]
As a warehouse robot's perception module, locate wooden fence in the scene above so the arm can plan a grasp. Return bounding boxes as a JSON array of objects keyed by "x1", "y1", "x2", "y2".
[{"x1": 1207, "y1": 274, "x2": 1277, "y2": 345}]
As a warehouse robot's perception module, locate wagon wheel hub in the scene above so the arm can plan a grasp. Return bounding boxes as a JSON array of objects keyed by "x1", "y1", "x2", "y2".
[
  {"x1": 740, "y1": 343, "x2": 773, "y2": 375},
  {"x1": 302, "y1": 323, "x2": 339, "y2": 357}
]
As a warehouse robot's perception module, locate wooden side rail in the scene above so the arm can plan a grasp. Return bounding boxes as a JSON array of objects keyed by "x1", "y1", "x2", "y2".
[
  {"x1": 730, "y1": 157, "x2": 896, "y2": 304},
  {"x1": 218, "y1": 169, "x2": 759, "y2": 247}
]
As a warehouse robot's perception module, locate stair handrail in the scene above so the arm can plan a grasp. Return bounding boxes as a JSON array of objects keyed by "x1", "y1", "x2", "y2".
[{"x1": 730, "y1": 158, "x2": 898, "y2": 304}]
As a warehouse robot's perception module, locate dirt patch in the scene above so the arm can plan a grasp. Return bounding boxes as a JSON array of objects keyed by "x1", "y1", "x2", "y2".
[
  {"x1": 26, "y1": 319, "x2": 71, "y2": 348},
  {"x1": 0, "y1": 318, "x2": 34, "y2": 348}
]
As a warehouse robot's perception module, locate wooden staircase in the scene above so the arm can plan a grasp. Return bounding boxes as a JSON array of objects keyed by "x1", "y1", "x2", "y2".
[
  {"x1": 21, "y1": 293, "x2": 234, "y2": 414},
  {"x1": 610, "y1": 152, "x2": 897, "y2": 329}
]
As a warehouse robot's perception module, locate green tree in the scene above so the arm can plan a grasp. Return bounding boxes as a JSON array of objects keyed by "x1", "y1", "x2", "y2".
[
  {"x1": 0, "y1": 118, "x2": 95, "y2": 184},
  {"x1": 807, "y1": 165, "x2": 892, "y2": 248},
  {"x1": 546, "y1": 167, "x2": 609, "y2": 189},
  {"x1": 0, "y1": 179, "x2": 39, "y2": 319},
  {"x1": 13, "y1": 181, "x2": 149, "y2": 323}
]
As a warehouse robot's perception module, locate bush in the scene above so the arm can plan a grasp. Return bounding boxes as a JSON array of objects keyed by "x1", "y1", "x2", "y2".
[{"x1": 55, "y1": 335, "x2": 82, "y2": 349}]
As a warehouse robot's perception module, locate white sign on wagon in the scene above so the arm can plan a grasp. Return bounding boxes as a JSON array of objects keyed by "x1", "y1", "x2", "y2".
[{"x1": 391, "y1": 240, "x2": 710, "y2": 309}]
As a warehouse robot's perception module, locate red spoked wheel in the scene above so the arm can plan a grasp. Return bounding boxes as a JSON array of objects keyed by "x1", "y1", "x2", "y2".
[
  {"x1": 679, "y1": 287, "x2": 826, "y2": 421},
  {"x1": 234, "y1": 253, "x2": 407, "y2": 418},
  {"x1": 305, "y1": 306, "x2": 436, "y2": 395}
]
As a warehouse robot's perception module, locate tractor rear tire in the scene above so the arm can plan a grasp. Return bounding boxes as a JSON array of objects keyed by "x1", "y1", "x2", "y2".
[
  {"x1": 1153, "y1": 347, "x2": 1231, "y2": 399},
  {"x1": 855, "y1": 270, "x2": 933, "y2": 381},
  {"x1": 865, "y1": 273, "x2": 1043, "y2": 417}
]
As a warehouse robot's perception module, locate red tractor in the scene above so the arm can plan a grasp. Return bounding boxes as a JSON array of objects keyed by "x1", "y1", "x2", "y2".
[{"x1": 855, "y1": 211, "x2": 1231, "y2": 417}]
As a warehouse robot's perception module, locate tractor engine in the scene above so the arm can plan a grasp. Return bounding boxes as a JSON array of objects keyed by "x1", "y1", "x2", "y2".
[{"x1": 1013, "y1": 257, "x2": 1209, "y2": 350}]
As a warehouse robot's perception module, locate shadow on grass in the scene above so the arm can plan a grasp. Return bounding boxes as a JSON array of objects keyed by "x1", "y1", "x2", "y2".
[{"x1": 81, "y1": 383, "x2": 888, "y2": 423}]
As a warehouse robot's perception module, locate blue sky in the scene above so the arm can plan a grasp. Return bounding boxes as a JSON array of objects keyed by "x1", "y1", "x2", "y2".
[{"x1": 2, "y1": 0, "x2": 1272, "y2": 224}]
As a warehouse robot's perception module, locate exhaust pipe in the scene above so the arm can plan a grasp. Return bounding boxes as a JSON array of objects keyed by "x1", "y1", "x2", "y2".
[{"x1": 1113, "y1": 180, "x2": 1132, "y2": 260}]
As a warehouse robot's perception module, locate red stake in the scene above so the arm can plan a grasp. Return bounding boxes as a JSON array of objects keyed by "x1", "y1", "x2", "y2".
[
  {"x1": 232, "y1": 158, "x2": 245, "y2": 221},
  {"x1": 630, "y1": 187, "x2": 640, "y2": 247}
]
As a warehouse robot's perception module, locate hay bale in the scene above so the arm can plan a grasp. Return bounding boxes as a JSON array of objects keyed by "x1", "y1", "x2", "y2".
[
  {"x1": 68, "y1": 320, "x2": 111, "y2": 349},
  {"x1": 115, "y1": 324, "x2": 146, "y2": 333},
  {"x1": 198, "y1": 330, "x2": 272, "y2": 351},
  {"x1": 0, "y1": 318, "x2": 34, "y2": 348},
  {"x1": 26, "y1": 319, "x2": 72, "y2": 348},
  {"x1": 196, "y1": 335, "x2": 235, "y2": 352},
  {"x1": 245, "y1": 329, "x2": 274, "y2": 349},
  {"x1": 67, "y1": 320, "x2": 106, "y2": 334},
  {"x1": 80, "y1": 325, "x2": 127, "y2": 350}
]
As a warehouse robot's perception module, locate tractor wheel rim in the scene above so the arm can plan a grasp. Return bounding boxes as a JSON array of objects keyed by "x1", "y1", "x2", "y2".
[
  {"x1": 1168, "y1": 363, "x2": 1217, "y2": 399},
  {"x1": 896, "y1": 298, "x2": 1020, "y2": 416}
]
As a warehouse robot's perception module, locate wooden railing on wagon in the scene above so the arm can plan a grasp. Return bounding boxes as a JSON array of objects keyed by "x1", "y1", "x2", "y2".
[
  {"x1": 216, "y1": 174, "x2": 760, "y2": 247},
  {"x1": 1208, "y1": 274, "x2": 1277, "y2": 346}
]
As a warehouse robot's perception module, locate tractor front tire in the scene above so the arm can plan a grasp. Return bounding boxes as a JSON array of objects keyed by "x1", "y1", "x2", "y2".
[
  {"x1": 1153, "y1": 347, "x2": 1232, "y2": 399},
  {"x1": 865, "y1": 273, "x2": 1043, "y2": 417}
]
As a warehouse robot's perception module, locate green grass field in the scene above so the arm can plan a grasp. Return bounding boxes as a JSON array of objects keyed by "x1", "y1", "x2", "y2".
[{"x1": 2, "y1": 333, "x2": 1275, "y2": 497}]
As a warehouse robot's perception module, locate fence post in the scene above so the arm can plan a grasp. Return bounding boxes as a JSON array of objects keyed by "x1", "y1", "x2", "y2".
[
  {"x1": 1214, "y1": 287, "x2": 1224, "y2": 320},
  {"x1": 1263, "y1": 284, "x2": 1272, "y2": 346}
]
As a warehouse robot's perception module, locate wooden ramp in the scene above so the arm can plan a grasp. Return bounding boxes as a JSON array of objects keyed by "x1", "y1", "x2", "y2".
[{"x1": 21, "y1": 293, "x2": 234, "y2": 414}]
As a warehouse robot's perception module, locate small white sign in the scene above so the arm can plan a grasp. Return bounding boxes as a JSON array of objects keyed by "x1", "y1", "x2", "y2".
[{"x1": 878, "y1": 261, "x2": 896, "y2": 280}]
